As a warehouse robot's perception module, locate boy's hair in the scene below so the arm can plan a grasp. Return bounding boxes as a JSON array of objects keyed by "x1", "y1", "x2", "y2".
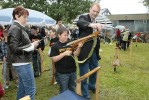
[
  {"x1": 57, "y1": 26, "x2": 68, "y2": 35},
  {"x1": 56, "y1": 17, "x2": 62, "y2": 23},
  {"x1": 50, "y1": 28, "x2": 56, "y2": 33}
]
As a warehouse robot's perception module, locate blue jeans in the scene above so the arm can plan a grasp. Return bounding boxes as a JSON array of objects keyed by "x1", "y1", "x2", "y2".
[
  {"x1": 57, "y1": 72, "x2": 76, "y2": 93},
  {"x1": 14, "y1": 64, "x2": 36, "y2": 100},
  {"x1": 121, "y1": 40, "x2": 127, "y2": 51},
  {"x1": 117, "y1": 36, "x2": 121, "y2": 44},
  {"x1": 2, "y1": 61, "x2": 7, "y2": 87},
  {"x1": 79, "y1": 51, "x2": 99, "y2": 99}
]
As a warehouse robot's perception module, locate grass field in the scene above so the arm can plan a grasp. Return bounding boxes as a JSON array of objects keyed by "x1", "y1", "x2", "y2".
[{"x1": 0, "y1": 42, "x2": 149, "y2": 100}]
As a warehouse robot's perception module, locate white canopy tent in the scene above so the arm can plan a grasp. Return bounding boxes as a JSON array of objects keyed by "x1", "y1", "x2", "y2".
[{"x1": 0, "y1": 8, "x2": 56, "y2": 26}]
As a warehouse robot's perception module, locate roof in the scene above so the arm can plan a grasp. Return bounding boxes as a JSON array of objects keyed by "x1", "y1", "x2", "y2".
[
  {"x1": 73, "y1": 8, "x2": 112, "y2": 24},
  {"x1": 107, "y1": 14, "x2": 149, "y2": 20},
  {"x1": 100, "y1": 8, "x2": 111, "y2": 15}
]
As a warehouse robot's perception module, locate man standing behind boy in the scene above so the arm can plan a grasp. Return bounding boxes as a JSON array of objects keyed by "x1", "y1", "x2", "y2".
[{"x1": 77, "y1": 3, "x2": 103, "y2": 99}]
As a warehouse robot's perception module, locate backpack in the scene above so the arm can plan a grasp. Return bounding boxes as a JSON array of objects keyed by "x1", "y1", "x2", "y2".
[{"x1": 122, "y1": 31, "x2": 129, "y2": 41}]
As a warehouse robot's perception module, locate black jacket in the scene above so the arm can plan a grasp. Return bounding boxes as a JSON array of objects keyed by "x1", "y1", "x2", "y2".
[
  {"x1": 8, "y1": 22, "x2": 32, "y2": 63},
  {"x1": 77, "y1": 14, "x2": 100, "y2": 61}
]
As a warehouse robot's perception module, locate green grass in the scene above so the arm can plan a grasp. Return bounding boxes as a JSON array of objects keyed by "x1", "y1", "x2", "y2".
[{"x1": 0, "y1": 42, "x2": 149, "y2": 100}]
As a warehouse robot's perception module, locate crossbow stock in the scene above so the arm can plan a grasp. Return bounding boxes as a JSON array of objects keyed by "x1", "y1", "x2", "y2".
[{"x1": 64, "y1": 31, "x2": 100, "y2": 50}]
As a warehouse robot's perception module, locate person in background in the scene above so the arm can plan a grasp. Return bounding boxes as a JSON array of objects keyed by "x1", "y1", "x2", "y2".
[
  {"x1": 48, "y1": 28, "x2": 59, "y2": 84},
  {"x1": 55, "y1": 18, "x2": 66, "y2": 36},
  {"x1": 30, "y1": 26, "x2": 43, "y2": 77},
  {"x1": 50, "y1": 27, "x2": 83, "y2": 93},
  {"x1": 8, "y1": 6, "x2": 39, "y2": 100},
  {"x1": 127, "y1": 31, "x2": 132, "y2": 48},
  {"x1": 1, "y1": 26, "x2": 18, "y2": 89},
  {"x1": 121, "y1": 29, "x2": 129, "y2": 51},
  {"x1": 0, "y1": 34, "x2": 8, "y2": 89},
  {"x1": 6, "y1": 47, "x2": 19, "y2": 89},
  {"x1": 116, "y1": 29, "x2": 121, "y2": 43},
  {"x1": 71, "y1": 27, "x2": 79, "y2": 40},
  {"x1": 0, "y1": 25, "x2": 3, "y2": 40},
  {"x1": 77, "y1": 3, "x2": 103, "y2": 99},
  {"x1": 0, "y1": 81, "x2": 5, "y2": 100},
  {"x1": 48, "y1": 28, "x2": 59, "y2": 57},
  {"x1": 49, "y1": 28, "x2": 59, "y2": 47},
  {"x1": 39, "y1": 27, "x2": 46, "y2": 72},
  {"x1": 0, "y1": 39, "x2": 8, "y2": 91},
  {"x1": 39, "y1": 27, "x2": 45, "y2": 51}
]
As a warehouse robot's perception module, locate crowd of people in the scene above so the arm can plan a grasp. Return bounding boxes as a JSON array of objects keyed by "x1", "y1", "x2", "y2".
[
  {"x1": 115, "y1": 27, "x2": 148, "y2": 51},
  {"x1": 0, "y1": 3, "x2": 103, "y2": 100},
  {"x1": 115, "y1": 28, "x2": 132, "y2": 51}
]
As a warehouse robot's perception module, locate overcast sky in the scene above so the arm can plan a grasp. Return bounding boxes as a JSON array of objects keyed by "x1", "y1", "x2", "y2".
[{"x1": 100, "y1": 0, "x2": 148, "y2": 14}]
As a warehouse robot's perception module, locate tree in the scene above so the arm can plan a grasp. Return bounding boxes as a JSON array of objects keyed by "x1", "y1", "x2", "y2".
[
  {"x1": 1, "y1": 0, "x2": 49, "y2": 13},
  {"x1": 47, "y1": 0, "x2": 93, "y2": 23},
  {"x1": 0, "y1": 1, "x2": 3, "y2": 8},
  {"x1": 142, "y1": 0, "x2": 149, "y2": 9},
  {"x1": 141, "y1": 0, "x2": 149, "y2": 13},
  {"x1": 1, "y1": 0, "x2": 100, "y2": 23}
]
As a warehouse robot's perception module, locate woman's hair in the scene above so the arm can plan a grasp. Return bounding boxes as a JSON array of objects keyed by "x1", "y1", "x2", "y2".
[
  {"x1": 12, "y1": 6, "x2": 29, "y2": 20},
  {"x1": 57, "y1": 26, "x2": 68, "y2": 35}
]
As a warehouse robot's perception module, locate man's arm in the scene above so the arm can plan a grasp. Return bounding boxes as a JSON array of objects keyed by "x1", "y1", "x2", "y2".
[
  {"x1": 77, "y1": 15, "x2": 103, "y2": 31},
  {"x1": 77, "y1": 15, "x2": 90, "y2": 29}
]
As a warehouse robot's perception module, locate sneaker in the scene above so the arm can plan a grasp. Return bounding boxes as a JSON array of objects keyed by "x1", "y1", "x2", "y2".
[
  {"x1": 54, "y1": 82, "x2": 57, "y2": 85},
  {"x1": 34, "y1": 72, "x2": 40, "y2": 77},
  {"x1": 85, "y1": 96, "x2": 91, "y2": 100},
  {"x1": 89, "y1": 88, "x2": 96, "y2": 93},
  {"x1": 109, "y1": 43, "x2": 113, "y2": 45},
  {"x1": 16, "y1": 85, "x2": 18, "y2": 88}
]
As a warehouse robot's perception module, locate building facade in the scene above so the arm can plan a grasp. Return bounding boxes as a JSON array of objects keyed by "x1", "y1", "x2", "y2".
[{"x1": 107, "y1": 14, "x2": 149, "y2": 33}]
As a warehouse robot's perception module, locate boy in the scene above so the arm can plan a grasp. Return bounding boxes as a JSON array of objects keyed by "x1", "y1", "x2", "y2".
[
  {"x1": 47, "y1": 28, "x2": 59, "y2": 84},
  {"x1": 48, "y1": 28, "x2": 59, "y2": 56},
  {"x1": 50, "y1": 27, "x2": 82, "y2": 93}
]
